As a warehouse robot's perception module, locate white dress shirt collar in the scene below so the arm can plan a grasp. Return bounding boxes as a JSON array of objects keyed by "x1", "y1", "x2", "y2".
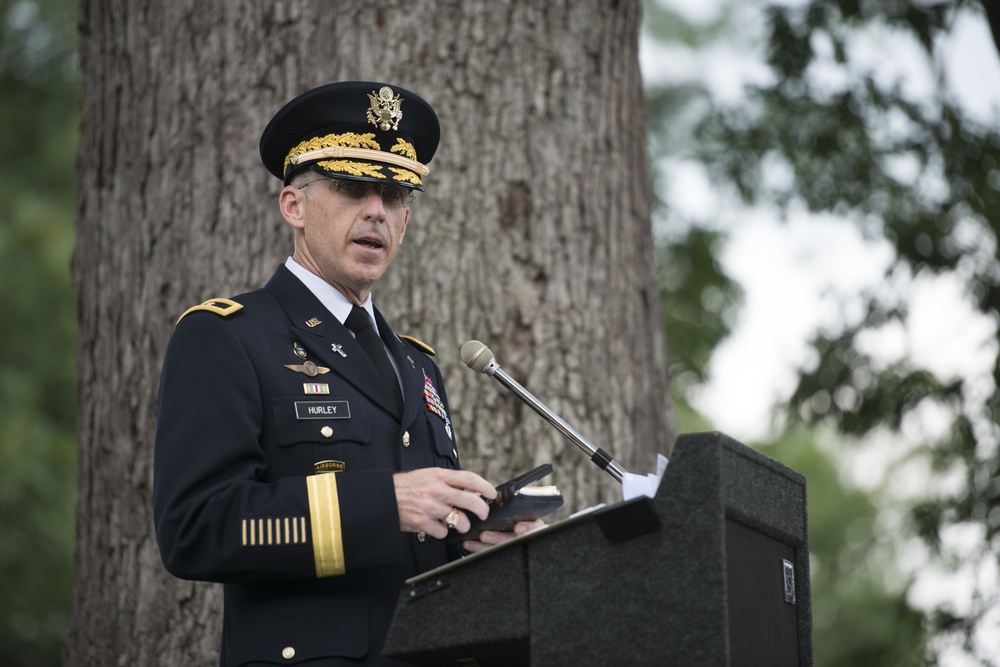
[{"x1": 284, "y1": 257, "x2": 378, "y2": 331}]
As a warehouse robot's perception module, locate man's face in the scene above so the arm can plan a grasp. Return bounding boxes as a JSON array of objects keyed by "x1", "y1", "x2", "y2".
[{"x1": 282, "y1": 177, "x2": 411, "y2": 303}]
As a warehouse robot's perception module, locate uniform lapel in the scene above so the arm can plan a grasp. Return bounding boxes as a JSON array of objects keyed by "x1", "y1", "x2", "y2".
[
  {"x1": 265, "y1": 266, "x2": 400, "y2": 416},
  {"x1": 375, "y1": 307, "x2": 424, "y2": 430}
]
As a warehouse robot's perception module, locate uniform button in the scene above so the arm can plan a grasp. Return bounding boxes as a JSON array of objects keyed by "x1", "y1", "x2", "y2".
[
  {"x1": 320, "y1": 426, "x2": 333, "y2": 438},
  {"x1": 452, "y1": 448, "x2": 458, "y2": 458},
  {"x1": 282, "y1": 646, "x2": 295, "y2": 660},
  {"x1": 402, "y1": 431, "x2": 410, "y2": 447},
  {"x1": 417, "y1": 531, "x2": 426, "y2": 542}
]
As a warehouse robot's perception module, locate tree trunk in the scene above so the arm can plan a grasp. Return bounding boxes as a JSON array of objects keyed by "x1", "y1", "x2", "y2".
[{"x1": 69, "y1": 0, "x2": 674, "y2": 664}]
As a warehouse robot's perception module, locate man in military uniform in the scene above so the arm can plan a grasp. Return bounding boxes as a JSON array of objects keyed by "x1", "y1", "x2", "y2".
[{"x1": 153, "y1": 81, "x2": 541, "y2": 666}]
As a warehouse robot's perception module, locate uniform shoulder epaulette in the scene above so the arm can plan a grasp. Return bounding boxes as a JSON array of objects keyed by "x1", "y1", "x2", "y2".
[
  {"x1": 176, "y1": 298, "x2": 244, "y2": 325},
  {"x1": 399, "y1": 335, "x2": 435, "y2": 356}
]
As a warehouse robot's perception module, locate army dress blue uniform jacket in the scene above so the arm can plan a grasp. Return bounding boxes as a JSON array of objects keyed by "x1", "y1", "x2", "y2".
[{"x1": 153, "y1": 265, "x2": 462, "y2": 666}]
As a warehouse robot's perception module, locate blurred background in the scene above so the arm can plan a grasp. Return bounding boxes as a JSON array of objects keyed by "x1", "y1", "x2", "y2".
[
  {"x1": 2, "y1": 0, "x2": 997, "y2": 664},
  {"x1": 0, "y1": 0, "x2": 77, "y2": 663}
]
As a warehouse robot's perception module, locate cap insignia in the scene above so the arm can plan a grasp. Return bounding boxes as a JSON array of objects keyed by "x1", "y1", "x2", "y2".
[
  {"x1": 284, "y1": 132, "x2": 379, "y2": 176},
  {"x1": 367, "y1": 86, "x2": 403, "y2": 131},
  {"x1": 316, "y1": 159, "x2": 385, "y2": 180},
  {"x1": 391, "y1": 138, "x2": 418, "y2": 161}
]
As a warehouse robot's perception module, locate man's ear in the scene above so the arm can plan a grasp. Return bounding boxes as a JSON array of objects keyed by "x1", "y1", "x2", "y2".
[{"x1": 279, "y1": 185, "x2": 306, "y2": 230}]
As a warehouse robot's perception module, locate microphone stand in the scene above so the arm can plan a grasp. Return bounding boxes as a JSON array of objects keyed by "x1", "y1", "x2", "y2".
[{"x1": 489, "y1": 365, "x2": 626, "y2": 484}]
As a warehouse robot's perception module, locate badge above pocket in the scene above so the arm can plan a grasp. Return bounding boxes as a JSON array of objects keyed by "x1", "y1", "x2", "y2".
[{"x1": 272, "y1": 396, "x2": 372, "y2": 447}]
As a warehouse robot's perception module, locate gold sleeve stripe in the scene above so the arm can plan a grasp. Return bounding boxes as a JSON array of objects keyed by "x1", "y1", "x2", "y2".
[
  {"x1": 306, "y1": 475, "x2": 346, "y2": 577},
  {"x1": 242, "y1": 516, "x2": 310, "y2": 547}
]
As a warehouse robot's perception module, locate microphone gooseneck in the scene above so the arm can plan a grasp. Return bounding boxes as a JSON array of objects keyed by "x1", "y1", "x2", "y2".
[{"x1": 461, "y1": 340, "x2": 626, "y2": 484}]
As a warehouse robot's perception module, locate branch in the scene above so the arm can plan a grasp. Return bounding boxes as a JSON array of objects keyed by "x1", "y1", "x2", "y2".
[{"x1": 980, "y1": 0, "x2": 1000, "y2": 57}]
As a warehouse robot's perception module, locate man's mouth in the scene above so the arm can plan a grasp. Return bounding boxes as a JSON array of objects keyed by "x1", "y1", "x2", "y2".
[{"x1": 354, "y1": 237, "x2": 384, "y2": 249}]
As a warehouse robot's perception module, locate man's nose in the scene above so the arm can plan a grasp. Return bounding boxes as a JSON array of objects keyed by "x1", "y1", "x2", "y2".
[{"x1": 360, "y1": 189, "x2": 387, "y2": 218}]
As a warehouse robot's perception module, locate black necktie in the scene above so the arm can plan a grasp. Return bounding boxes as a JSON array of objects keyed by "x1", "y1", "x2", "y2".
[{"x1": 344, "y1": 305, "x2": 403, "y2": 414}]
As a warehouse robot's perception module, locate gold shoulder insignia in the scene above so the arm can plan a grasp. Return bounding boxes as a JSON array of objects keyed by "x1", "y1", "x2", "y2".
[
  {"x1": 399, "y1": 335, "x2": 435, "y2": 356},
  {"x1": 176, "y1": 298, "x2": 244, "y2": 325}
]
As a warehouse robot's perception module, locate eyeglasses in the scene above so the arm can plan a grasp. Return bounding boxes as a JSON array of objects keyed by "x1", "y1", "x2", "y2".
[{"x1": 299, "y1": 178, "x2": 415, "y2": 210}]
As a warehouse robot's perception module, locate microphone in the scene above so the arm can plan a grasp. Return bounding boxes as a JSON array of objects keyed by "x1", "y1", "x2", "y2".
[{"x1": 460, "y1": 340, "x2": 626, "y2": 484}]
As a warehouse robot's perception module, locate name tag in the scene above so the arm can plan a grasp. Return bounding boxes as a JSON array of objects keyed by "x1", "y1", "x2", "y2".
[{"x1": 295, "y1": 400, "x2": 351, "y2": 420}]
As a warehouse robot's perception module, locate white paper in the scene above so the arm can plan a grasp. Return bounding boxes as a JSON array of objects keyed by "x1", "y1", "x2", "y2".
[{"x1": 621, "y1": 453, "x2": 669, "y2": 501}]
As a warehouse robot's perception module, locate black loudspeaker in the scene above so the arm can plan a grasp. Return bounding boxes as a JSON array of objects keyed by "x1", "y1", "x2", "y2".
[{"x1": 383, "y1": 432, "x2": 813, "y2": 666}]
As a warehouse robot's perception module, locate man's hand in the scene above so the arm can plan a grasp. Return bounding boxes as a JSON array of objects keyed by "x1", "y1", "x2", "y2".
[
  {"x1": 460, "y1": 519, "x2": 546, "y2": 553},
  {"x1": 393, "y1": 468, "x2": 496, "y2": 540}
]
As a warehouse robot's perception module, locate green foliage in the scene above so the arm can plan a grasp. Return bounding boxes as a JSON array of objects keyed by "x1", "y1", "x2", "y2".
[
  {"x1": 657, "y1": 228, "x2": 743, "y2": 391},
  {"x1": 0, "y1": 0, "x2": 79, "y2": 664},
  {"x1": 640, "y1": 0, "x2": 1000, "y2": 661},
  {"x1": 642, "y1": 0, "x2": 727, "y2": 48},
  {"x1": 678, "y1": 0, "x2": 1000, "y2": 660},
  {"x1": 643, "y1": 1, "x2": 744, "y2": 400},
  {"x1": 758, "y1": 430, "x2": 928, "y2": 667}
]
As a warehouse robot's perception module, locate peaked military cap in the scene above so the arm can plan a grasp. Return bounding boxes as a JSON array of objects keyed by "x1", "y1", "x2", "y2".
[{"x1": 259, "y1": 81, "x2": 440, "y2": 190}]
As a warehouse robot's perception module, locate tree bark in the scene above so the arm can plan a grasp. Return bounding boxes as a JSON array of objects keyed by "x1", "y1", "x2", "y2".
[{"x1": 69, "y1": 0, "x2": 674, "y2": 664}]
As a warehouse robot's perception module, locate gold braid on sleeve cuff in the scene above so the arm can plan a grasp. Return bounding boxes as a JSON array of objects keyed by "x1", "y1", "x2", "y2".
[{"x1": 306, "y1": 474, "x2": 346, "y2": 577}]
